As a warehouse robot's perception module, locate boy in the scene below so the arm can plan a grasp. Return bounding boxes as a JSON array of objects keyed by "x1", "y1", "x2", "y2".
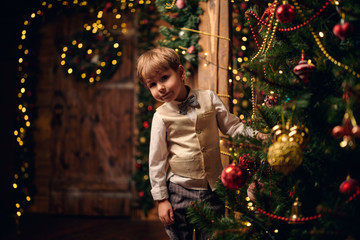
[{"x1": 137, "y1": 47, "x2": 267, "y2": 240}]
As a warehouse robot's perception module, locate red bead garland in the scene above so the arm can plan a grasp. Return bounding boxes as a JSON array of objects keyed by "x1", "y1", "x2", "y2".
[
  {"x1": 245, "y1": 14, "x2": 261, "y2": 50},
  {"x1": 257, "y1": 207, "x2": 321, "y2": 223},
  {"x1": 346, "y1": 187, "x2": 360, "y2": 203},
  {"x1": 246, "y1": 0, "x2": 332, "y2": 32}
]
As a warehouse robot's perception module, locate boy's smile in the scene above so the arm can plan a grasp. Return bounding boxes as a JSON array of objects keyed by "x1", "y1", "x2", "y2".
[{"x1": 145, "y1": 66, "x2": 188, "y2": 103}]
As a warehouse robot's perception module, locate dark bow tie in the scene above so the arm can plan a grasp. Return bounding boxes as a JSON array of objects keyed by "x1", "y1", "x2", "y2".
[{"x1": 178, "y1": 95, "x2": 199, "y2": 115}]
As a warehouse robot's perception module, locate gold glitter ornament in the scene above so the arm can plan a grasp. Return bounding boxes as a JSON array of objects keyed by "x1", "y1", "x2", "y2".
[
  {"x1": 267, "y1": 141, "x2": 303, "y2": 175},
  {"x1": 288, "y1": 125, "x2": 310, "y2": 150},
  {"x1": 270, "y1": 124, "x2": 288, "y2": 142}
]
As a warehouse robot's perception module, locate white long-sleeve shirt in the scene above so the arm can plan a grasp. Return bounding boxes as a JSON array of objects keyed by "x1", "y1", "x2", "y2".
[{"x1": 149, "y1": 89, "x2": 258, "y2": 201}]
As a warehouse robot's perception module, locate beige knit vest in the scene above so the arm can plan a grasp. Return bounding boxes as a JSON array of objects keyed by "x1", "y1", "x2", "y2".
[{"x1": 156, "y1": 89, "x2": 223, "y2": 189}]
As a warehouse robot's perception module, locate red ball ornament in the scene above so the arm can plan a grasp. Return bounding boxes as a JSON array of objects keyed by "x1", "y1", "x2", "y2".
[
  {"x1": 240, "y1": 2, "x2": 249, "y2": 11},
  {"x1": 293, "y1": 52, "x2": 316, "y2": 85},
  {"x1": 143, "y1": 121, "x2": 149, "y2": 129},
  {"x1": 141, "y1": 19, "x2": 149, "y2": 25},
  {"x1": 339, "y1": 176, "x2": 359, "y2": 195},
  {"x1": 221, "y1": 163, "x2": 248, "y2": 189},
  {"x1": 103, "y1": 2, "x2": 112, "y2": 12},
  {"x1": 333, "y1": 21, "x2": 354, "y2": 41},
  {"x1": 275, "y1": 3, "x2": 296, "y2": 23}
]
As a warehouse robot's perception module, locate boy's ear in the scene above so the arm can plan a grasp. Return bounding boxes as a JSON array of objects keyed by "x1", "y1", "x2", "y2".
[{"x1": 178, "y1": 65, "x2": 185, "y2": 82}]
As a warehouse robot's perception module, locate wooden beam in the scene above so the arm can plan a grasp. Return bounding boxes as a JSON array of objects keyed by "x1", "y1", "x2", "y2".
[
  {"x1": 197, "y1": 0, "x2": 231, "y2": 168},
  {"x1": 197, "y1": 0, "x2": 230, "y2": 108}
]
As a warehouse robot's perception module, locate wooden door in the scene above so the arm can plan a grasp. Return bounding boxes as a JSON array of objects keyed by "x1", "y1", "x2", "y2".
[{"x1": 32, "y1": 12, "x2": 136, "y2": 216}]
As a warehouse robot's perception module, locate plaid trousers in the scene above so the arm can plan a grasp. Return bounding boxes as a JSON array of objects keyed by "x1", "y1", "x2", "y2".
[{"x1": 164, "y1": 181, "x2": 225, "y2": 240}]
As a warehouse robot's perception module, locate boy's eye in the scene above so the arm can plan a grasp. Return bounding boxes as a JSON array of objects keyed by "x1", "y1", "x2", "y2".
[
  {"x1": 161, "y1": 75, "x2": 169, "y2": 81},
  {"x1": 148, "y1": 82, "x2": 156, "y2": 88}
]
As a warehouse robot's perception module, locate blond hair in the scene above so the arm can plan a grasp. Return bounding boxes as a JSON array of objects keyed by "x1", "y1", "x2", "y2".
[{"x1": 137, "y1": 47, "x2": 181, "y2": 84}]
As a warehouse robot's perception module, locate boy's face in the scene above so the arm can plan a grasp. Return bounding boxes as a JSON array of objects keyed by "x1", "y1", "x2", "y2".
[{"x1": 144, "y1": 66, "x2": 188, "y2": 103}]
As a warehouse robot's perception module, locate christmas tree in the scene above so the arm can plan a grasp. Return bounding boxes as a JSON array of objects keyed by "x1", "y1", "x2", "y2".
[{"x1": 188, "y1": 1, "x2": 360, "y2": 239}]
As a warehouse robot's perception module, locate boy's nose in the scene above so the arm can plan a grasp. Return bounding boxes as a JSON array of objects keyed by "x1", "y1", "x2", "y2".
[{"x1": 158, "y1": 84, "x2": 165, "y2": 92}]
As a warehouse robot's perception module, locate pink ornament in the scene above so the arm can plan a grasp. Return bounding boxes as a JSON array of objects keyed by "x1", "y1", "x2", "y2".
[
  {"x1": 352, "y1": 126, "x2": 360, "y2": 138},
  {"x1": 247, "y1": 181, "x2": 264, "y2": 202},
  {"x1": 176, "y1": 0, "x2": 186, "y2": 9},
  {"x1": 187, "y1": 46, "x2": 195, "y2": 54},
  {"x1": 331, "y1": 125, "x2": 345, "y2": 139}
]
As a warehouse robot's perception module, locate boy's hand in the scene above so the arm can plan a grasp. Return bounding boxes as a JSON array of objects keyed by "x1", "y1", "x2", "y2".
[
  {"x1": 158, "y1": 199, "x2": 174, "y2": 225},
  {"x1": 256, "y1": 132, "x2": 269, "y2": 142}
]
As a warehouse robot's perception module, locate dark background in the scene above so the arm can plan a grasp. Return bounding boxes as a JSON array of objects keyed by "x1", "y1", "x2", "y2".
[{"x1": 0, "y1": 0, "x2": 43, "y2": 234}]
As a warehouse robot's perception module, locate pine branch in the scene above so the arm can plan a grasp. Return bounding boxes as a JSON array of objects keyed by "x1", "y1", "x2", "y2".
[{"x1": 187, "y1": 200, "x2": 217, "y2": 233}]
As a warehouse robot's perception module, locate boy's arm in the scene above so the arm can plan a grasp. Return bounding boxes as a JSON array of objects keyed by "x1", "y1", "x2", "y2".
[
  {"x1": 149, "y1": 113, "x2": 174, "y2": 225},
  {"x1": 149, "y1": 112, "x2": 169, "y2": 201},
  {"x1": 209, "y1": 90, "x2": 268, "y2": 139}
]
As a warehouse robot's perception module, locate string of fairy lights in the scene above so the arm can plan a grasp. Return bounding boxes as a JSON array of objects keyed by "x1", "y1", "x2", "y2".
[{"x1": 13, "y1": 0, "x2": 153, "y2": 219}]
